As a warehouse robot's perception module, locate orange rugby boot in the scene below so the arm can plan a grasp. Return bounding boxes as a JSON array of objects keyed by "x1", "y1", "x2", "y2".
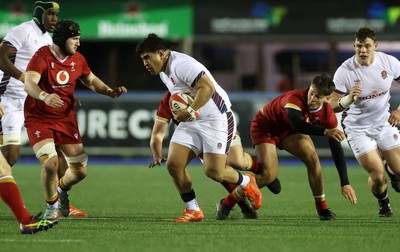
[
  {"x1": 58, "y1": 205, "x2": 88, "y2": 217},
  {"x1": 172, "y1": 208, "x2": 204, "y2": 222},
  {"x1": 242, "y1": 174, "x2": 262, "y2": 210}
]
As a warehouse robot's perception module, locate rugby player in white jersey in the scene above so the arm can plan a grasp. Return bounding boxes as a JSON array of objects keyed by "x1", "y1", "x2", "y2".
[
  {"x1": 329, "y1": 27, "x2": 400, "y2": 217},
  {"x1": 136, "y1": 33, "x2": 262, "y2": 222},
  {"x1": 0, "y1": 1, "x2": 87, "y2": 217}
]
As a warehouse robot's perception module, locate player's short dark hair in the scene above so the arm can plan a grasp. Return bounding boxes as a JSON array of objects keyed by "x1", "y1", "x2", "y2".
[
  {"x1": 136, "y1": 33, "x2": 168, "y2": 56},
  {"x1": 355, "y1": 27, "x2": 376, "y2": 42},
  {"x1": 311, "y1": 74, "x2": 335, "y2": 96}
]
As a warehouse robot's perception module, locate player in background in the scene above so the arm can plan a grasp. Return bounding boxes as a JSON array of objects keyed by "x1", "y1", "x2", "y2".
[
  {"x1": 0, "y1": 103, "x2": 54, "y2": 234},
  {"x1": 0, "y1": 0, "x2": 87, "y2": 217},
  {"x1": 23, "y1": 19, "x2": 127, "y2": 224},
  {"x1": 329, "y1": 27, "x2": 400, "y2": 217},
  {"x1": 218, "y1": 74, "x2": 357, "y2": 221},
  {"x1": 149, "y1": 90, "x2": 262, "y2": 219},
  {"x1": 137, "y1": 33, "x2": 262, "y2": 222}
]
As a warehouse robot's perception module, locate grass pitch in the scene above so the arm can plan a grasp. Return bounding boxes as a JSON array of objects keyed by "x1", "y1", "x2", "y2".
[{"x1": 1, "y1": 161, "x2": 400, "y2": 252}]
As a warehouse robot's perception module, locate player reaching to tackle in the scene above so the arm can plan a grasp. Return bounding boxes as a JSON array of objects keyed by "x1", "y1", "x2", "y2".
[{"x1": 217, "y1": 74, "x2": 357, "y2": 220}]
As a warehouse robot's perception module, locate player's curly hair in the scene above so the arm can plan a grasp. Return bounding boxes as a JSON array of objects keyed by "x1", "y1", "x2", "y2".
[
  {"x1": 355, "y1": 27, "x2": 376, "y2": 42},
  {"x1": 136, "y1": 33, "x2": 168, "y2": 56},
  {"x1": 311, "y1": 74, "x2": 335, "y2": 96}
]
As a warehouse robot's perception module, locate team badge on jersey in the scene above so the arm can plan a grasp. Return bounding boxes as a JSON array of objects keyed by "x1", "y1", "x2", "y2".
[
  {"x1": 70, "y1": 62, "x2": 76, "y2": 71},
  {"x1": 381, "y1": 71, "x2": 388, "y2": 79},
  {"x1": 56, "y1": 70, "x2": 70, "y2": 84}
]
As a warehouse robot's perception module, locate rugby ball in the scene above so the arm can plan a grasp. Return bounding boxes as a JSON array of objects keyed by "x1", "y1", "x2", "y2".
[{"x1": 169, "y1": 92, "x2": 194, "y2": 111}]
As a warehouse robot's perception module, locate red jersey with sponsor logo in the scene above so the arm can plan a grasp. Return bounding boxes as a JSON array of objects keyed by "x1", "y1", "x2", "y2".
[
  {"x1": 24, "y1": 46, "x2": 91, "y2": 120},
  {"x1": 261, "y1": 88, "x2": 337, "y2": 138}
]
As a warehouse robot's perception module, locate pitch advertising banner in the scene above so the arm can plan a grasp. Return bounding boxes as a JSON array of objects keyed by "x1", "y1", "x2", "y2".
[
  {"x1": 194, "y1": 0, "x2": 400, "y2": 39},
  {"x1": 0, "y1": 0, "x2": 192, "y2": 39}
]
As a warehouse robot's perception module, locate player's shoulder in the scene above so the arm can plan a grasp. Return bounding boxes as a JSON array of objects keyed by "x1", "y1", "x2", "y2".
[
  {"x1": 7, "y1": 20, "x2": 35, "y2": 34},
  {"x1": 375, "y1": 51, "x2": 399, "y2": 64}
]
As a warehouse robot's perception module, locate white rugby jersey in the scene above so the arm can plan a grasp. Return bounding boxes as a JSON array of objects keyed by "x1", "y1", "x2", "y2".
[
  {"x1": 159, "y1": 51, "x2": 232, "y2": 119},
  {"x1": 0, "y1": 20, "x2": 52, "y2": 98},
  {"x1": 333, "y1": 51, "x2": 400, "y2": 131}
]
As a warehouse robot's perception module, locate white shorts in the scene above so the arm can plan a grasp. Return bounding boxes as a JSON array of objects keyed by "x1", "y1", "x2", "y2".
[
  {"x1": 345, "y1": 124, "x2": 400, "y2": 158},
  {"x1": 171, "y1": 112, "x2": 236, "y2": 155},
  {"x1": 1, "y1": 96, "x2": 25, "y2": 145}
]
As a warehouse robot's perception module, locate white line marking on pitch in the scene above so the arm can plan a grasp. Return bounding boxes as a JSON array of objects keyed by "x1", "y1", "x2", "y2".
[{"x1": 0, "y1": 239, "x2": 86, "y2": 243}]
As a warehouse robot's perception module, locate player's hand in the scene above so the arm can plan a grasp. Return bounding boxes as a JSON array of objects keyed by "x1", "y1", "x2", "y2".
[
  {"x1": 44, "y1": 93, "x2": 64, "y2": 108},
  {"x1": 388, "y1": 109, "x2": 400, "y2": 127},
  {"x1": 324, "y1": 128, "x2": 345, "y2": 142},
  {"x1": 108, "y1": 86, "x2": 127, "y2": 98},
  {"x1": 341, "y1": 184, "x2": 357, "y2": 204},
  {"x1": 350, "y1": 83, "x2": 362, "y2": 101},
  {"x1": 148, "y1": 157, "x2": 167, "y2": 168},
  {"x1": 172, "y1": 108, "x2": 191, "y2": 122}
]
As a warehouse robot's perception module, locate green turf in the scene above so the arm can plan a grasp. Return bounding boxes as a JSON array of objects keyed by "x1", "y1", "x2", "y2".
[{"x1": 1, "y1": 163, "x2": 400, "y2": 252}]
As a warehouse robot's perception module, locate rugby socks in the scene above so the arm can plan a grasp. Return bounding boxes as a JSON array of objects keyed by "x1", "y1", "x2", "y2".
[
  {"x1": 238, "y1": 173, "x2": 250, "y2": 187},
  {"x1": 180, "y1": 189, "x2": 200, "y2": 211},
  {"x1": 314, "y1": 194, "x2": 328, "y2": 211},
  {"x1": 46, "y1": 193, "x2": 59, "y2": 207},
  {"x1": 58, "y1": 177, "x2": 71, "y2": 191},
  {"x1": 221, "y1": 182, "x2": 237, "y2": 193},
  {"x1": 244, "y1": 153, "x2": 260, "y2": 174},
  {"x1": 0, "y1": 176, "x2": 31, "y2": 224},
  {"x1": 223, "y1": 190, "x2": 245, "y2": 208},
  {"x1": 373, "y1": 188, "x2": 390, "y2": 205}
]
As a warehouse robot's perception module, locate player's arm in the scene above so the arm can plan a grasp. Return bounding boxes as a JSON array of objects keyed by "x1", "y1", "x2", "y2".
[
  {"x1": 80, "y1": 73, "x2": 127, "y2": 98},
  {"x1": 149, "y1": 119, "x2": 169, "y2": 168},
  {"x1": 287, "y1": 108, "x2": 344, "y2": 142},
  {"x1": 174, "y1": 73, "x2": 214, "y2": 122},
  {"x1": 191, "y1": 73, "x2": 215, "y2": 111},
  {"x1": 328, "y1": 138, "x2": 357, "y2": 204},
  {"x1": 329, "y1": 87, "x2": 362, "y2": 113},
  {"x1": 0, "y1": 41, "x2": 25, "y2": 82},
  {"x1": 24, "y1": 71, "x2": 63, "y2": 108}
]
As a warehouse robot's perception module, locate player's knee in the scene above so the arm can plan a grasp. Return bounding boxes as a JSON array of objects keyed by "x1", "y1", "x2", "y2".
[
  {"x1": 36, "y1": 142, "x2": 58, "y2": 169},
  {"x1": 1, "y1": 144, "x2": 21, "y2": 166},
  {"x1": 226, "y1": 157, "x2": 242, "y2": 170},
  {"x1": 303, "y1": 151, "x2": 319, "y2": 167},
  {"x1": 204, "y1": 168, "x2": 224, "y2": 182},
  {"x1": 65, "y1": 153, "x2": 88, "y2": 179},
  {"x1": 368, "y1": 173, "x2": 386, "y2": 188}
]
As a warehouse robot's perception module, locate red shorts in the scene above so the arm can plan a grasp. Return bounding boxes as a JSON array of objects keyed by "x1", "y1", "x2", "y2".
[
  {"x1": 25, "y1": 115, "x2": 82, "y2": 146},
  {"x1": 250, "y1": 111, "x2": 290, "y2": 148}
]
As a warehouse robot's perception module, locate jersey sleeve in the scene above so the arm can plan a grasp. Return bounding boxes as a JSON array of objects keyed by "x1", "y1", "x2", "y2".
[
  {"x1": 3, "y1": 25, "x2": 26, "y2": 50},
  {"x1": 388, "y1": 55, "x2": 400, "y2": 80},
  {"x1": 156, "y1": 91, "x2": 173, "y2": 123},
  {"x1": 285, "y1": 93, "x2": 304, "y2": 112},
  {"x1": 333, "y1": 66, "x2": 349, "y2": 94},
  {"x1": 173, "y1": 58, "x2": 205, "y2": 87},
  {"x1": 79, "y1": 53, "x2": 91, "y2": 78}
]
